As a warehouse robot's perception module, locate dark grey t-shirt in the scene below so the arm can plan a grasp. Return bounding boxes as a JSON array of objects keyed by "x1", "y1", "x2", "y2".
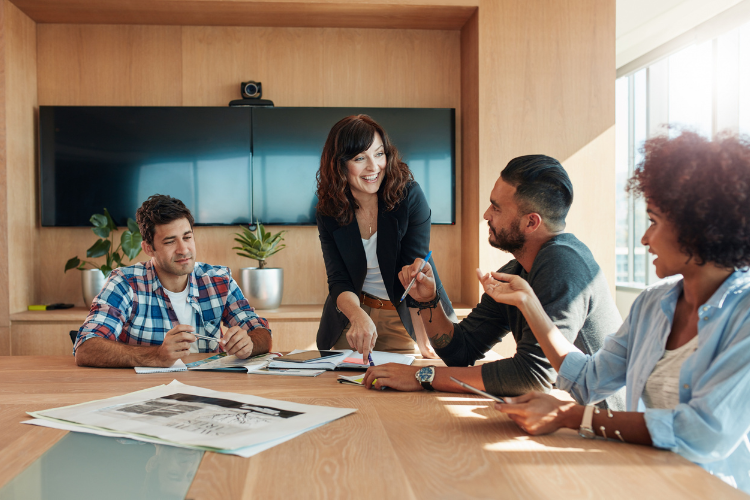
[{"x1": 436, "y1": 233, "x2": 625, "y2": 409}]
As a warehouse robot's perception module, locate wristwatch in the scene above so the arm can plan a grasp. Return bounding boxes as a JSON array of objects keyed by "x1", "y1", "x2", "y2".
[
  {"x1": 415, "y1": 366, "x2": 436, "y2": 391},
  {"x1": 578, "y1": 404, "x2": 596, "y2": 439}
]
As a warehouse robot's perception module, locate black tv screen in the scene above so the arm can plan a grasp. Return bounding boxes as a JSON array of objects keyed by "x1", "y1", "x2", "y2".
[
  {"x1": 39, "y1": 106, "x2": 455, "y2": 226},
  {"x1": 40, "y1": 106, "x2": 253, "y2": 226}
]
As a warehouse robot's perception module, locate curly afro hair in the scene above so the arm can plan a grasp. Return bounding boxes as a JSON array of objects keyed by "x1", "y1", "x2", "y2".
[{"x1": 627, "y1": 130, "x2": 750, "y2": 269}]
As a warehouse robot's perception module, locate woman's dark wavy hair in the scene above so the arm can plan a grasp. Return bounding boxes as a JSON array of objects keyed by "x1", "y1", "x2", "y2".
[
  {"x1": 316, "y1": 115, "x2": 413, "y2": 225},
  {"x1": 627, "y1": 130, "x2": 750, "y2": 269}
]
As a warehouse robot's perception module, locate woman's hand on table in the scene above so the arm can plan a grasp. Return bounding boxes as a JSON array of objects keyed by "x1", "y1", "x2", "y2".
[
  {"x1": 495, "y1": 392, "x2": 580, "y2": 435},
  {"x1": 346, "y1": 309, "x2": 378, "y2": 363}
]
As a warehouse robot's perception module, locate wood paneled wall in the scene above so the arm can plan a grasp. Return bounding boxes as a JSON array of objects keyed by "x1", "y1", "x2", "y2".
[
  {"x1": 34, "y1": 24, "x2": 462, "y2": 308},
  {"x1": 472, "y1": 0, "x2": 616, "y2": 299},
  {"x1": 1, "y1": 1, "x2": 37, "y2": 353}
]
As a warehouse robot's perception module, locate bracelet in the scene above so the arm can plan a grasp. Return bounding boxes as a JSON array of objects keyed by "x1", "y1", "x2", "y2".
[{"x1": 406, "y1": 291, "x2": 441, "y2": 322}]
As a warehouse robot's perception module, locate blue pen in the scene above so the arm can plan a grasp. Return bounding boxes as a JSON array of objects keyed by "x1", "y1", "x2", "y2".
[
  {"x1": 368, "y1": 353, "x2": 375, "y2": 367},
  {"x1": 400, "y1": 250, "x2": 432, "y2": 302}
]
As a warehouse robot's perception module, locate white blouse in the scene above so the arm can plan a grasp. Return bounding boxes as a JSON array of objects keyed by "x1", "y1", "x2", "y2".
[
  {"x1": 361, "y1": 232, "x2": 389, "y2": 300},
  {"x1": 642, "y1": 335, "x2": 698, "y2": 410}
]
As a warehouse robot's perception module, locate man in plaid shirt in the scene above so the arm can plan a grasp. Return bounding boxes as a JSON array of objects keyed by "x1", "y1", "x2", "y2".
[{"x1": 74, "y1": 195, "x2": 272, "y2": 367}]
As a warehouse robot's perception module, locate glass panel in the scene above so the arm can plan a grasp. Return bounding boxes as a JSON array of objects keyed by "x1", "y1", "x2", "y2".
[
  {"x1": 633, "y1": 70, "x2": 648, "y2": 285},
  {"x1": 0, "y1": 433, "x2": 203, "y2": 500},
  {"x1": 668, "y1": 40, "x2": 713, "y2": 138},
  {"x1": 740, "y1": 22, "x2": 750, "y2": 136},
  {"x1": 716, "y1": 29, "x2": 740, "y2": 135},
  {"x1": 615, "y1": 76, "x2": 630, "y2": 284}
]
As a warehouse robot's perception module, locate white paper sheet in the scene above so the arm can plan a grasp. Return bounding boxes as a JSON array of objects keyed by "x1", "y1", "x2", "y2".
[
  {"x1": 21, "y1": 418, "x2": 323, "y2": 458},
  {"x1": 28, "y1": 380, "x2": 355, "y2": 452}
]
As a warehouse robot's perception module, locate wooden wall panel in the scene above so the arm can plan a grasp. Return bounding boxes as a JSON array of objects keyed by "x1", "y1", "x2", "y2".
[
  {"x1": 460, "y1": 10, "x2": 479, "y2": 305},
  {"x1": 475, "y1": 0, "x2": 616, "y2": 292},
  {"x1": 34, "y1": 24, "x2": 462, "y2": 306},
  {"x1": 5, "y1": 1, "x2": 37, "y2": 318},
  {"x1": 0, "y1": 0, "x2": 9, "y2": 354},
  {"x1": 37, "y1": 24, "x2": 183, "y2": 106}
]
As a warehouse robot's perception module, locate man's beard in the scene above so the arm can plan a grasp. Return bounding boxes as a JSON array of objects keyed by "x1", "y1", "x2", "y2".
[{"x1": 488, "y1": 217, "x2": 526, "y2": 254}]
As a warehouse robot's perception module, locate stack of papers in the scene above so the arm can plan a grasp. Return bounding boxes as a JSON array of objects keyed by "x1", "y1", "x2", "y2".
[
  {"x1": 135, "y1": 359, "x2": 187, "y2": 374},
  {"x1": 268, "y1": 350, "x2": 415, "y2": 371},
  {"x1": 23, "y1": 380, "x2": 355, "y2": 458},
  {"x1": 185, "y1": 353, "x2": 277, "y2": 373}
]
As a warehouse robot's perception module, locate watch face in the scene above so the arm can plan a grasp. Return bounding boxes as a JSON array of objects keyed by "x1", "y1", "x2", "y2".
[{"x1": 417, "y1": 367, "x2": 433, "y2": 382}]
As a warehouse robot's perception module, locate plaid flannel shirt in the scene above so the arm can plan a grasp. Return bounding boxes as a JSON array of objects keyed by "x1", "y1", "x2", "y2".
[{"x1": 74, "y1": 260, "x2": 270, "y2": 354}]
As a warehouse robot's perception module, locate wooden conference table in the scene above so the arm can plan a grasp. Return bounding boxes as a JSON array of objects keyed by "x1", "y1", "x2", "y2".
[{"x1": 0, "y1": 355, "x2": 743, "y2": 500}]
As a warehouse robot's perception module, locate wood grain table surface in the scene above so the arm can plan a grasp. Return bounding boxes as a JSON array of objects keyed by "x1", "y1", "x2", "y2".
[{"x1": 0, "y1": 355, "x2": 742, "y2": 500}]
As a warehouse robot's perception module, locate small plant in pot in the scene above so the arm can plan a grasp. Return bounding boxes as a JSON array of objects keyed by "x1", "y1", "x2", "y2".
[
  {"x1": 64, "y1": 209, "x2": 143, "y2": 306},
  {"x1": 234, "y1": 221, "x2": 287, "y2": 309}
]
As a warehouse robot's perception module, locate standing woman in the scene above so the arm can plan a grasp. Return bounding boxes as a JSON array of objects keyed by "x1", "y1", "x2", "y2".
[
  {"x1": 484, "y1": 131, "x2": 750, "y2": 494},
  {"x1": 316, "y1": 115, "x2": 456, "y2": 361}
]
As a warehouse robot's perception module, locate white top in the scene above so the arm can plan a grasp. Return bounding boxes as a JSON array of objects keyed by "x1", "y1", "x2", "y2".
[
  {"x1": 164, "y1": 283, "x2": 200, "y2": 353},
  {"x1": 361, "y1": 232, "x2": 389, "y2": 300},
  {"x1": 642, "y1": 335, "x2": 699, "y2": 410}
]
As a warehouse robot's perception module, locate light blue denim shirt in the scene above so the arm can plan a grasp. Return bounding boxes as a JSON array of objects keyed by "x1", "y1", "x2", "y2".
[{"x1": 557, "y1": 269, "x2": 750, "y2": 493}]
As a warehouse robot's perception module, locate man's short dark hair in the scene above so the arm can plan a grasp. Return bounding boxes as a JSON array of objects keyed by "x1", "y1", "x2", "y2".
[
  {"x1": 136, "y1": 194, "x2": 194, "y2": 247},
  {"x1": 500, "y1": 155, "x2": 573, "y2": 231}
]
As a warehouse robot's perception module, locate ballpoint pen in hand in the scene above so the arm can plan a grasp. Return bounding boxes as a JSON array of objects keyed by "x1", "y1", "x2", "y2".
[
  {"x1": 368, "y1": 353, "x2": 375, "y2": 367},
  {"x1": 400, "y1": 250, "x2": 432, "y2": 302}
]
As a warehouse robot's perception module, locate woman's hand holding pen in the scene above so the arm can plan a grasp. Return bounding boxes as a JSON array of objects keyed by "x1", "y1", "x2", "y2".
[
  {"x1": 398, "y1": 259, "x2": 437, "y2": 302},
  {"x1": 346, "y1": 309, "x2": 378, "y2": 363}
]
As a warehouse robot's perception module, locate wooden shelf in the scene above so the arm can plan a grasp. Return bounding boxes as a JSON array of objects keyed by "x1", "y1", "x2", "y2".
[
  {"x1": 11, "y1": 0, "x2": 476, "y2": 30},
  {"x1": 10, "y1": 303, "x2": 476, "y2": 323}
]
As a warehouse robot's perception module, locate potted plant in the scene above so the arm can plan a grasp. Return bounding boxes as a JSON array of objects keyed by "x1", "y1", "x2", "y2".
[
  {"x1": 64, "y1": 208, "x2": 143, "y2": 306},
  {"x1": 234, "y1": 222, "x2": 287, "y2": 309}
]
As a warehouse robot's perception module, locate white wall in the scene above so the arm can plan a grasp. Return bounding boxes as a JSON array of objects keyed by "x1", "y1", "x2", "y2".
[{"x1": 616, "y1": 0, "x2": 744, "y2": 68}]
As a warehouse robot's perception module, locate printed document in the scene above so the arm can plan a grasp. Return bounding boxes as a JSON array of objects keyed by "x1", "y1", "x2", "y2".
[{"x1": 27, "y1": 380, "x2": 355, "y2": 452}]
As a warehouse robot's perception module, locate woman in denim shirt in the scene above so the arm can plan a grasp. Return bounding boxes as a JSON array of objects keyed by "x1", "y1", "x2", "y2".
[{"x1": 481, "y1": 131, "x2": 750, "y2": 493}]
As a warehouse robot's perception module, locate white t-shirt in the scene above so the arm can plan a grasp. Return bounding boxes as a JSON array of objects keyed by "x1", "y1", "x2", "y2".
[
  {"x1": 361, "y1": 232, "x2": 389, "y2": 300},
  {"x1": 164, "y1": 283, "x2": 200, "y2": 353}
]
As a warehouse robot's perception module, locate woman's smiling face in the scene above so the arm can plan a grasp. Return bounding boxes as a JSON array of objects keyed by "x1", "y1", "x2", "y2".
[
  {"x1": 345, "y1": 133, "x2": 386, "y2": 199},
  {"x1": 641, "y1": 201, "x2": 688, "y2": 279}
]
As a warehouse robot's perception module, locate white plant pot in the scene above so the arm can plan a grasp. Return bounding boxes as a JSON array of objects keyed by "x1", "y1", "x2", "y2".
[
  {"x1": 239, "y1": 267, "x2": 283, "y2": 309},
  {"x1": 81, "y1": 269, "x2": 106, "y2": 307}
]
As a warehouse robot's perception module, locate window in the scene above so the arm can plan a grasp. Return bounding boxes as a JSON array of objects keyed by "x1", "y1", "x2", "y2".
[{"x1": 615, "y1": 21, "x2": 750, "y2": 287}]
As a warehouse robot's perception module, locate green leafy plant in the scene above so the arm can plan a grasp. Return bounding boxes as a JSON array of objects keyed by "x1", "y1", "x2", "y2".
[
  {"x1": 64, "y1": 208, "x2": 143, "y2": 276},
  {"x1": 234, "y1": 221, "x2": 287, "y2": 269}
]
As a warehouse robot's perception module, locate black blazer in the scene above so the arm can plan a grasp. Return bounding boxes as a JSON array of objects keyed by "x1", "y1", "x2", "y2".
[{"x1": 316, "y1": 182, "x2": 456, "y2": 349}]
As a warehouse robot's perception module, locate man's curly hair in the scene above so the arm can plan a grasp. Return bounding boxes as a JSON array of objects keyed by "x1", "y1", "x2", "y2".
[
  {"x1": 627, "y1": 131, "x2": 750, "y2": 269},
  {"x1": 136, "y1": 194, "x2": 194, "y2": 248}
]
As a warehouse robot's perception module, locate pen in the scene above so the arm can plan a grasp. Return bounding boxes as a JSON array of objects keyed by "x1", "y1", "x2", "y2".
[
  {"x1": 400, "y1": 250, "x2": 432, "y2": 302},
  {"x1": 368, "y1": 353, "x2": 375, "y2": 367},
  {"x1": 193, "y1": 333, "x2": 218, "y2": 342}
]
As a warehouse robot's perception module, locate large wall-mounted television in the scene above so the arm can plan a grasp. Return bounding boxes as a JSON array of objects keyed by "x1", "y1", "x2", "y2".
[{"x1": 39, "y1": 106, "x2": 455, "y2": 226}]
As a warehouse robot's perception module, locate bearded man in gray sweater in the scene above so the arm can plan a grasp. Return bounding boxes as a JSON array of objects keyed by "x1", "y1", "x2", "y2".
[{"x1": 363, "y1": 154, "x2": 625, "y2": 409}]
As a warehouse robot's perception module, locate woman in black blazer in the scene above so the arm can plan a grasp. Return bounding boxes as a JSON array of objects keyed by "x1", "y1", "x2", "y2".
[{"x1": 315, "y1": 115, "x2": 456, "y2": 360}]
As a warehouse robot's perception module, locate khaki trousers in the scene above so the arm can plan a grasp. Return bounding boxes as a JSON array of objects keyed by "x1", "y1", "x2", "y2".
[{"x1": 333, "y1": 305, "x2": 418, "y2": 354}]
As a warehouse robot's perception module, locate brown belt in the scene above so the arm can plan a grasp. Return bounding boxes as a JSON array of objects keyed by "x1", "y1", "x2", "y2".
[{"x1": 360, "y1": 292, "x2": 397, "y2": 311}]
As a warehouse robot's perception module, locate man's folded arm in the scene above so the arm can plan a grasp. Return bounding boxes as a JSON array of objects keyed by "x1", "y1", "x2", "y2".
[{"x1": 222, "y1": 276, "x2": 273, "y2": 355}]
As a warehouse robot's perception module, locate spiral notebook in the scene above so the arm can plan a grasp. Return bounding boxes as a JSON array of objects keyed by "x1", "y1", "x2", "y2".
[{"x1": 134, "y1": 359, "x2": 187, "y2": 374}]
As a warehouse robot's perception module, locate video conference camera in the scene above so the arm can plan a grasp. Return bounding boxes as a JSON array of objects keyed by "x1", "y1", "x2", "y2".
[{"x1": 229, "y1": 80, "x2": 274, "y2": 107}]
